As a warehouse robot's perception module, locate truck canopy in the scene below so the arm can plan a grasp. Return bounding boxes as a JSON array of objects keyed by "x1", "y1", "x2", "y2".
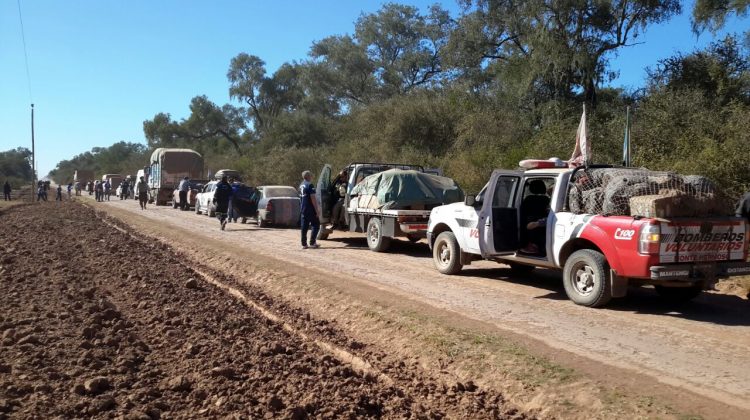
[
  {"x1": 568, "y1": 168, "x2": 733, "y2": 218},
  {"x1": 351, "y1": 169, "x2": 464, "y2": 210},
  {"x1": 150, "y1": 149, "x2": 203, "y2": 174}
]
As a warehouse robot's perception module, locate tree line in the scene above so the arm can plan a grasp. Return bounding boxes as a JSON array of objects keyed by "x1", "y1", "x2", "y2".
[{"x1": 48, "y1": 0, "x2": 750, "y2": 197}]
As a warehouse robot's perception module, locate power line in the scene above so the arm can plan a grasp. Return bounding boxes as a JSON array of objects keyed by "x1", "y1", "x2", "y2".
[{"x1": 16, "y1": 0, "x2": 33, "y2": 103}]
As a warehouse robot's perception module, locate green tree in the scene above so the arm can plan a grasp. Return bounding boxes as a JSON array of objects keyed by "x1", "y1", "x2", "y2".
[
  {"x1": 0, "y1": 147, "x2": 33, "y2": 187},
  {"x1": 692, "y1": 0, "x2": 749, "y2": 33},
  {"x1": 450, "y1": 0, "x2": 681, "y2": 104}
]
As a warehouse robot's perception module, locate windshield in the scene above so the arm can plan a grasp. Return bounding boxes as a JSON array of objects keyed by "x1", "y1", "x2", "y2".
[{"x1": 264, "y1": 187, "x2": 298, "y2": 198}]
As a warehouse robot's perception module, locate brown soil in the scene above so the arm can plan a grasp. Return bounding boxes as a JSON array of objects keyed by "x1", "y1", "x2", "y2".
[{"x1": 0, "y1": 201, "x2": 524, "y2": 419}]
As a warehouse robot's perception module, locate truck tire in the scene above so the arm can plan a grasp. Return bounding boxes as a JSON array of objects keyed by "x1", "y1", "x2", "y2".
[
  {"x1": 563, "y1": 249, "x2": 612, "y2": 307},
  {"x1": 172, "y1": 200, "x2": 178, "y2": 209},
  {"x1": 208, "y1": 204, "x2": 216, "y2": 217},
  {"x1": 317, "y1": 229, "x2": 329, "y2": 240},
  {"x1": 654, "y1": 285, "x2": 703, "y2": 303},
  {"x1": 433, "y1": 231, "x2": 463, "y2": 275},
  {"x1": 366, "y1": 218, "x2": 391, "y2": 252}
]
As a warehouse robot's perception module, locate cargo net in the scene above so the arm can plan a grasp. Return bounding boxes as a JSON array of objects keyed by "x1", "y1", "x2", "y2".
[{"x1": 568, "y1": 168, "x2": 733, "y2": 218}]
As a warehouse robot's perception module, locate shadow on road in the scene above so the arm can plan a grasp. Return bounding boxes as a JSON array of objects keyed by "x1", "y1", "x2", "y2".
[{"x1": 461, "y1": 266, "x2": 750, "y2": 326}]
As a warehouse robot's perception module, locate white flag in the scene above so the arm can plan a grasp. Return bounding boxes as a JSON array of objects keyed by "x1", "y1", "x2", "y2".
[{"x1": 568, "y1": 105, "x2": 589, "y2": 168}]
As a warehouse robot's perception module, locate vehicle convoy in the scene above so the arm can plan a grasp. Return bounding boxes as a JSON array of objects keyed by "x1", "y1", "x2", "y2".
[
  {"x1": 101, "y1": 174, "x2": 123, "y2": 191},
  {"x1": 255, "y1": 185, "x2": 301, "y2": 227},
  {"x1": 147, "y1": 148, "x2": 204, "y2": 206},
  {"x1": 317, "y1": 163, "x2": 463, "y2": 252},
  {"x1": 172, "y1": 180, "x2": 205, "y2": 209},
  {"x1": 427, "y1": 163, "x2": 750, "y2": 307},
  {"x1": 74, "y1": 169, "x2": 95, "y2": 184},
  {"x1": 195, "y1": 181, "x2": 219, "y2": 217}
]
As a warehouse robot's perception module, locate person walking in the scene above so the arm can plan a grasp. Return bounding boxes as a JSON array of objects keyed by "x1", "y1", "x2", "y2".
[
  {"x1": 299, "y1": 170, "x2": 321, "y2": 249},
  {"x1": 36, "y1": 184, "x2": 46, "y2": 202},
  {"x1": 74, "y1": 181, "x2": 81, "y2": 196},
  {"x1": 120, "y1": 178, "x2": 130, "y2": 200},
  {"x1": 67, "y1": 183, "x2": 73, "y2": 198},
  {"x1": 213, "y1": 176, "x2": 233, "y2": 230},
  {"x1": 135, "y1": 176, "x2": 149, "y2": 210},
  {"x1": 95, "y1": 181, "x2": 103, "y2": 202},
  {"x1": 104, "y1": 180, "x2": 111, "y2": 201},
  {"x1": 55, "y1": 185, "x2": 63, "y2": 201},
  {"x1": 178, "y1": 176, "x2": 190, "y2": 211},
  {"x1": 88, "y1": 181, "x2": 94, "y2": 196},
  {"x1": 2, "y1": 181, "x2": 10, "y2": 201},
  {"x1": 227, "y1": 177, "x2": 242, "y2": 222}
]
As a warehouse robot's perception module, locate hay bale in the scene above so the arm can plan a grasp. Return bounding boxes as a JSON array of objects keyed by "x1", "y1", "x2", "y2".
[{"x1": 629, "y1": 191, "x2": 686, "y2": 218}]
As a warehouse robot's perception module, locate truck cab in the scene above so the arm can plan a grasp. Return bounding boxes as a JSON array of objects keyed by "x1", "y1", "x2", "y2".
[{"x1": 428, "y1": 166, "x2": 750, "y2": 307}]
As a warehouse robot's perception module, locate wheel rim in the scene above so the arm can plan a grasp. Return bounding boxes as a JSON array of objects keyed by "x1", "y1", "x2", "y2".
[
  {"x1": 368, "y1": 223, "x2": 379, "y2": 245},
  {"x1": 572, "y1": 263, "x2": 596, "y2": 296},
  {"x1": 437, "y1": 241, "x2": 451, "y2": 267}
]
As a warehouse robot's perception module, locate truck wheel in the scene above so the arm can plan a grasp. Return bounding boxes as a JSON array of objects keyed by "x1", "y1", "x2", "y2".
[
  {"x1": 241, "y1": 217, "x2": 247, "y2": 224},
  {"x1": 654, "y1": 285, "x2": 703, "y2": 303},
  {"x1": 366, "y1": 218, "x2": 391, "y2": 252},
  {"x1": 406, "y1": 234, "x2": 421, "y2": 243},
  {"x1": 563, "y1": 249, "x2": 612, "y2": 307},
  {"x1": 257, "y1": 216, "x2": 267, "y2": 228},
  {"x1": 172, "y1": 200, "x2": 178, "y2": 209},
  {"x1": 508, "y1": 263, "x2": 535, "y2": 276},
  {"x1": 433, "y1": 231, "x2": 463, "y2": 275},
  {"x1": 317, "y1": 229, "x2": 329, "y2": 240}
]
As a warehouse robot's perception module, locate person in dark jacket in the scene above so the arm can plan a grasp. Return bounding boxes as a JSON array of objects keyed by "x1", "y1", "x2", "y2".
[
  {"x1": 299, "y1": 170, "x2": 321, "y2": 249},
  {"x1": 3, "y1": 181, "x2": 10, "y2": 201},
  {"x1": 213, "y1": 176, "x2": 233, "y2": 231}
]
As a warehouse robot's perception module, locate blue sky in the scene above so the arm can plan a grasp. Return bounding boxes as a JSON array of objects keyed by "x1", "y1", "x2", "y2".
[{"x1": 0, "y1": 1, "x2": 747, "y2": 176}]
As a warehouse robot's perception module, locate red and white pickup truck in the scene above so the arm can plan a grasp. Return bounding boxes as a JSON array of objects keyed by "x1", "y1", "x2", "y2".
[{"x1": 426, "y1": 165, "x2": 750, "y2": 307}]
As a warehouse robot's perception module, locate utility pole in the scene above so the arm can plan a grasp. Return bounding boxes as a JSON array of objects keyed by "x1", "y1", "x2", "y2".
[{"x1": 31, "y1": 103, "x2": 35, "y2": 201}]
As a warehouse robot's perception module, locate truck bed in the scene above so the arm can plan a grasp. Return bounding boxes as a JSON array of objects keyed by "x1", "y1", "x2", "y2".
[{"x1": 349, "y1": 208, "x2": 431, "y2": 217}]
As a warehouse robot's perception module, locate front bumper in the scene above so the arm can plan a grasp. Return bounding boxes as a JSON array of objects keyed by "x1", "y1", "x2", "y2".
[{"x1": 650, "y1": 261, "x2": 750, "y2": 280}]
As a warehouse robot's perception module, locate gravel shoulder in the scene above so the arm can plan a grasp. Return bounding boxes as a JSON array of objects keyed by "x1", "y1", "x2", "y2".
[
  {"x1": 0, "y1": 201, "x2": 522, "y2": 419},
  {"x1": 87, "y1": 195, "x2": 750, "y2": 419}
]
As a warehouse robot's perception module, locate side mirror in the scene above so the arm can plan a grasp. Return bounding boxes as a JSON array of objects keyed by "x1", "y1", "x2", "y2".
[{"x1": 465, "y1": 195, "x2": 476, "y2": 207}]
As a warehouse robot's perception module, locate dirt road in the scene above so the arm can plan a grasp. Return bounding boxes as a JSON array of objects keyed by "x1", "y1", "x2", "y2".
[
  {"x1": 91, "y1": 195, "x2": 750, "y2": 416},
  {"x1": 0, "y1": 202, "x2": 521, "y2": 418}
]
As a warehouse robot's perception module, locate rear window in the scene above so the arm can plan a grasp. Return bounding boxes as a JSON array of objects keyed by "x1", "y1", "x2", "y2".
[{"x1": 264, "y1": 187, "x2": 298, "y2": 198}]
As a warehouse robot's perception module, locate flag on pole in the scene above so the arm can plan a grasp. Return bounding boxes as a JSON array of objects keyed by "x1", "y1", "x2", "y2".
[
  {"x1": 622, "y1": 106, "x2": 631, "y2": 167},
  {"x1": 568, "y1": 104, "x2": 589, "y2": 168}
]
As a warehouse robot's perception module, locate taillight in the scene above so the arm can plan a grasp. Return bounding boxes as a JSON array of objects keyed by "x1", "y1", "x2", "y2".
[
  {"x1": 639, "y1": 223, "x2": 661, "y2": 255},
  {"x1": 745, "y1": 222, "x2": 750, "y2": 258}
]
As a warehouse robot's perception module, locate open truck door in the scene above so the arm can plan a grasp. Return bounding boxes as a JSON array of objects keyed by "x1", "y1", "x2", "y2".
[
  {"x1": 316, "y1": 164, "x2": 333, "y2": 224},
  {"x1": 478, "y1": 171, "x2": 521, "y2": 258}
]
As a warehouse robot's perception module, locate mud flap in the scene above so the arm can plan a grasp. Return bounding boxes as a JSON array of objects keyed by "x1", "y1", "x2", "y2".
[{"x1": 611, "y1": 270, "x2": 628, "y2": 298}]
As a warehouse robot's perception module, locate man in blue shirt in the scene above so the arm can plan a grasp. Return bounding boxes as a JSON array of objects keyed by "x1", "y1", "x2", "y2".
[{"x1": 299, "y1": 170, "x2": 321, "y2": 249}]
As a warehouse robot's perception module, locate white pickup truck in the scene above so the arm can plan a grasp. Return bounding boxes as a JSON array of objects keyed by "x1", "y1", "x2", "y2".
[{"x1": 426, "y1": 165, "x2": 750, "y2": 307}]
